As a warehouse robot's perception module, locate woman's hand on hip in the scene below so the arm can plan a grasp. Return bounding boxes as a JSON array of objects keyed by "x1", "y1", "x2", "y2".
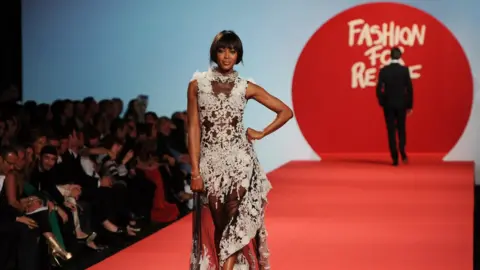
[{"x1": 247, "y1": 128, "x2": 264, "y2": 143}]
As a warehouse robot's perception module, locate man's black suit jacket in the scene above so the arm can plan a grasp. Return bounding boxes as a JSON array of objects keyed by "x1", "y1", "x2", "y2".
[{"x1": 376, "y1": 62, "x2": 414, "y2": 109}]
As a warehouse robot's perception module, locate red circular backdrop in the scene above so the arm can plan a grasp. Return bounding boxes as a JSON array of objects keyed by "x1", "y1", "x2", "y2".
[{"x1": 292, "y1": 2, "x2": 473, "y2": 158}]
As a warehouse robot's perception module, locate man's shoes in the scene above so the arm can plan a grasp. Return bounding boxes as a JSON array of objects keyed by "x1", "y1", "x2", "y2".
[
  {"x1": 401, "y1": 153, "x2": 408, "y2": 164},
  {"x1": 391, "y1": 156, "x2": 407, "y2": 166}
]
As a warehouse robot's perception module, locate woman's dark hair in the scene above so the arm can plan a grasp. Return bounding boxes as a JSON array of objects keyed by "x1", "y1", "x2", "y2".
[
  {"x1": 209, "y1": 30, "x2": 243, "y2": 65},
  {"x1": 124, "y1": 99, "x2": 140, "y2": 122},
  {"x1": 102, "y1": 136, "x2": 123, "y2": 150}
]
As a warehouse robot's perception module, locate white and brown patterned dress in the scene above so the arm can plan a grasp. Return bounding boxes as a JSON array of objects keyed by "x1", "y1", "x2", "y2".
[{"x1": 190, "y1": 68, "x2": 272, "y2": 270}]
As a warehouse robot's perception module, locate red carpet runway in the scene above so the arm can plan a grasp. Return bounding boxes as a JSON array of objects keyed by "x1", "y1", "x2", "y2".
[{"x1": 90, "y1": 154, "x2": 473, "y2": 270}]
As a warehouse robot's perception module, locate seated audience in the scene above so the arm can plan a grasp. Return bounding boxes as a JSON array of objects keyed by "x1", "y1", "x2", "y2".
[
  {"x1": 0, "y1": 96, "x2": 192, "y2": 269},
  {"x1": 1, "y1": 146, "x2": 72, "y2": 267},
  {"x1": 135, "y1": 140, "x2": 179, "y2": 223}
]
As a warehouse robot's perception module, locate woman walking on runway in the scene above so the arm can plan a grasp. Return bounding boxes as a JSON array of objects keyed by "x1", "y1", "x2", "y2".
[{"x1": 188, "y1": 30, "x2": 293, "y2": 270}]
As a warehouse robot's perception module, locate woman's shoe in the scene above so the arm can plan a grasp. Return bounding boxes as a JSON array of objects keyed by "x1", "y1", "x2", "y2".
[
  {"x1": 77, "y1": 232, "x2": 97, "y2": 243},
  {"x1": 46, "y1": 235, "x2": 72, "y2": 266},
  {"x1": 86, "y1": 242, "x2": 108, "y2": 252}
]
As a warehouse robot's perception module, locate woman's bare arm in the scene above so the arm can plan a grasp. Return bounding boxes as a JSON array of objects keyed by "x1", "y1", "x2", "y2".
[
  {"x1": 187, "y1": 80, "x2": 201, "y2": 176},
  {"x1": 6, "y1": 173, "x2": 24, "y2": 212},
  {"x1": 246, "y1": 82, "x2": 293, "y2": 137}
]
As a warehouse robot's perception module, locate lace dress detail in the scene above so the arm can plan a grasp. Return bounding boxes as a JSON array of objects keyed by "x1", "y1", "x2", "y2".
[{"x1": 190, "y1": 68, "x2": 272, "y2": 270}]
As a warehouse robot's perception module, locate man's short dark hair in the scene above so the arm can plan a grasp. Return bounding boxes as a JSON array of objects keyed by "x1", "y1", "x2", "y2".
[
  {"x1": 40, "y1": 145, "x2": 58, "y2": 157},
  {"x1": 0, "y1": 146, "x2": 17, "y2": 159},
  {"x1": 391, "y1": 47, "x2": 402, "y2": 60},
  {"x1": 11, "y1": 144, "x2": 25, "y2": 154},
  {"x1": 210, "y1": 30, "x2": 243, "y2": 65}
]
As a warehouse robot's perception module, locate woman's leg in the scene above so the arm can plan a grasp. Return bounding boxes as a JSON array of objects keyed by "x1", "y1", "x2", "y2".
[
  {"x1": 28, "y1": 210, "x2": 72, "y2": 261},
  {"x1": 96, "y1": 187, "x2": 137, "y2": 236},
  {"x1": 65, "y1": 197, "x2": 101, "y2": 249},
  {"x1": 207, "y1": 196, "x2": 226, "y2": 256},
  {"x1": 221, "y1": 187, "x2": 246, "y2": 270},
  {"x1": 208, "y1": 186, "x2": 247, "y2": 270},
  {"x1": 63, "y1": 197, "x2": 85, "y2": 237}
]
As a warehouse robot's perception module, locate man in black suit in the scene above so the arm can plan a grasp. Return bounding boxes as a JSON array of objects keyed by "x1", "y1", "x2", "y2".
[{"x1": 376, "y1": 47, "x2": 414, "y2": 166}]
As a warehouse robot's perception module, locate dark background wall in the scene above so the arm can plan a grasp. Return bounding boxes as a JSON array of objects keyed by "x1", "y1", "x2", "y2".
[{"x1": 0, "y1": 1, "x2": 22, "y2": 103}]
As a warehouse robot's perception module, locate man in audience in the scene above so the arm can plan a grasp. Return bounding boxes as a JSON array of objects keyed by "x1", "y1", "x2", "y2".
[{"x1": 29, "y1": 146, "x2": 74, "y2": 245}]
